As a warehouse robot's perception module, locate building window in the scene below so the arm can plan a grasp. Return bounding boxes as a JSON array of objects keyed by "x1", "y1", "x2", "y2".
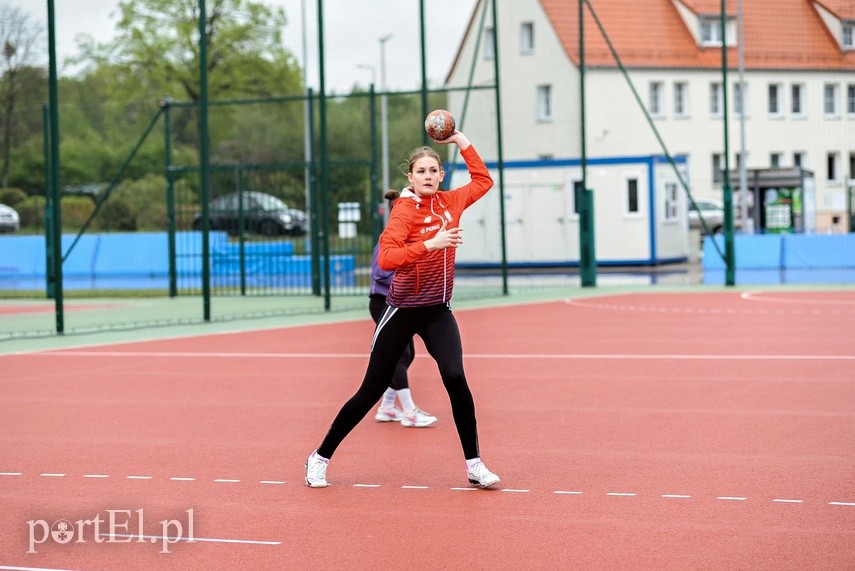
[
  {"x1": 849, "y1": 152, "x2": 855, "y2": 179},
  {"x1": 844, "y1": 22, "x2": 854, "y2": 49},
  {"x1": 770, "y1": 153, "x2": 782, "y2": 168},
  {"x1": 710, "y1": 82, "x2": 723, "y2": 117},
  {"x1": 626, "y1": 178, "x2": 639, "y2": 214},
  {"x1": 791, "y1": 83, "x2": 805, "y2": 116},
  {"x1": 733, "y1": 82, "x2": 748, "y2": 116},
  {"x1": 827, "y1": 152, "x2": 840, "y2": 183},
  {"x1": 700, "y1": 16, "x2": 735, "y2": 47},
  {"x1": 712, "y1": 153, "x2": 723, "y2": 185},
  {"x1": 649, "y1": 82, "x2": 664, "y2": 117},
  {"x1": 824, "y1": 84, "x2": 839, "y2": 116},
  {"x1": 537, "y1": 84, "x2": 553, "y2": 121},
  {"x1": 483, "y1": 28, "x2": 495, "y2": 60},
  {"x1": 848, "y1": 85, "x2": 855, "y2": 115},
  {"x1": 768, "y1": 83, "x2": 781, "y2": 116},
  {"x1": 674, "y1": 82, "x2": 688, "y2": 117},
  {"x1": 793, "y1": 152, "x2": 805, "y2": 168},
  {"x1": 664, "y1": 182, "x2": 679, "y2": 221},
  {"x1": 520, "y1": 22, "x2": 534, "y2": 54}
]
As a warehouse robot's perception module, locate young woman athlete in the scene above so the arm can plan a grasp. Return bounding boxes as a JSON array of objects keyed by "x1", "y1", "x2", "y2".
[{"x1": 306, "y1": 129, "x2": 500, "y2": 488}]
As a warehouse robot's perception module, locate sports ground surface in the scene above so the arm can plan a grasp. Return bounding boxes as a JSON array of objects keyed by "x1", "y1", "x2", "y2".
[{"x1": 1, "y1": 284, "x2": 853, "y2": 569}]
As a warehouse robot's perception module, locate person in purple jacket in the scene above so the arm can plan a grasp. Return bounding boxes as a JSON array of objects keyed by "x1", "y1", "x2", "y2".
[{"x1": 369, "y1": 190, "x2": 437, "y2": 429}]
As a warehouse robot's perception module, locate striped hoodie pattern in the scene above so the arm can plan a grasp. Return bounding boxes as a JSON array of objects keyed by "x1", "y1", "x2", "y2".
[{"x1": 378, "y1": 145, "x2": 493, "y2": 308}]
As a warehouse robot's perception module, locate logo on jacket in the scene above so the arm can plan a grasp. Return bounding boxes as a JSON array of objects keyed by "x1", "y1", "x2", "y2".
[{"x1": 424, "y1": 216, "x2": 432, "y2": 223}]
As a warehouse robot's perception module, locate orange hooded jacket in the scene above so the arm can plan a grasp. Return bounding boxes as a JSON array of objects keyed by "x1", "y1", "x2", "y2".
[{"x1": 377, "y1": 145, "x2": 493, "y2": 307}]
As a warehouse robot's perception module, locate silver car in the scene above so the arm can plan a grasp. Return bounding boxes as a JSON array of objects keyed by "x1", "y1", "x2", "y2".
[
  {"x1": 0, "y1": 203, "x2": 20, "y2": 233},
  {"x1": 688, "y1": 198, "x2": 725, "y2": 235}
]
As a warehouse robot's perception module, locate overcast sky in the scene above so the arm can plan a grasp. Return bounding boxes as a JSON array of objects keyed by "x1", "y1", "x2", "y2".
[{"x1": 16, "y1": 0, "x2": 479, "y2": 94}]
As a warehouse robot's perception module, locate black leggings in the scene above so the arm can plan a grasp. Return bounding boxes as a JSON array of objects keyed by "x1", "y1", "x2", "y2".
[
  {"x1": 317, "y1": 303, "x2": 479, "y2": 460},
  {"x1": 369, "y1": 295, "x2": 414, "y2": 391}
]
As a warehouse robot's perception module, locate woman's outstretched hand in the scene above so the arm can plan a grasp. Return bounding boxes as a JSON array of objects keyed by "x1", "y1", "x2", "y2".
[
  {"x1": 435, "y1": 130, "x2": 470, "y2": 150},
  {"x1": 425, "y1": 220, "x2": 463, "y2": 251}
]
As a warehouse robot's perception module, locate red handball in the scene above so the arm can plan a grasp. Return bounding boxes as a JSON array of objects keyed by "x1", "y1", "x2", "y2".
[{"x1": 424, "y1": 109, "x2": 456, "y2": 141}]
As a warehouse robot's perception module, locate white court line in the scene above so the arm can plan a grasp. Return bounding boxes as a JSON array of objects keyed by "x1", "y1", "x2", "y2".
[
  {"x1": 662, "y1": 494, "x2": 692, "y2": 499},
  {"x1": 450, "y1": 487, "x2": 478, "y2": 491},
  {"x1": 401, "y1": 485, "x2": 429, "y2": 489},
  {"x1": 353, "y1": 484, "x2": 380, "y2": 488},
  {"x1": 23, "y1": 350, "x2": 855, "y2": 361},
  {"x1": 170, "y1": 477, "x2": 195, "y2": 481},
  {"x1": 39, "y1": 473, "x2": 64, "y2": 477},
  {"x1": 829, "y1": 502, "x2": 855, "y2": 506},
  {"x1": 214, "y1": 479, "x2": 240, "y2": 483},
  {"x1": 99, "y1": 533, "x2": 280, "y2": 546},
  {"x1": 717, "y1": 497, "x2": 748, "y2": 501},
  {"x1": 126, "y1": 475, "x2": 152, "y2": 480},
  {"x1": 554, "y1": 490, "x2": 582, "y2": 495},
  {"x1": 0, "y1": 566, "x2": 78, "y2": 571},
  {"x1": 0, "y1": 472, "x2": 22, "y2": 476},
  {"x1": 83, "y1": 474, "x2": 109, "y2": 478},
  {"x1": 773, "y1": 499, "x2": 804, "y2": 503},
  {"x1": 741, "y1": 290, "x2": 855, "y2": 306},
  {"x1": 501, "y1": 489, "x2": 531, "y2": 493},
  {"x1": 260, "y1": 480, "x2": 286, "y2": 485},
  {"x1": 607, "y1": 492, "x2": 636, "y2": 497}
]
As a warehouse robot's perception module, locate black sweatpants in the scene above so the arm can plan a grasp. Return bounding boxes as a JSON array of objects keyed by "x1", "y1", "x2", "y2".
[
  {"x1": 317, "y1": 303, "x2": 479, "y2": 460},
  {"x1": 369, "y1": 294, "x2": 415, "y2": 391}
]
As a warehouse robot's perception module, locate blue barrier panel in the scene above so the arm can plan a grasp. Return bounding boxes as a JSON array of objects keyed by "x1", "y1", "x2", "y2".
[
  {"x1": 93, "y1": 232, "x2": 169, "y2": 276},
  {"x1": 174, "y1": 231, "x2": 230, "y2": 274},
  {"x1": 61, "y1": 234, "x2": 100, "y2": 276},
  {"x1": 0, "y1": 235, "x2": 44, "y2": 278},
  {"x1": 702, "y1": 234, "x2": 782, "y2": 270},
  {"x1": 1, "y1": 232, "x2": 355, "y2": 289},
  {"x1": 0, "y1": 234, "x2": 99, "y2": 278},
  {"x1": 785, "y1": 268, "x2": 855, "y2": 283},
  {"x1": 703, "y1": 269, "x2": 783, "y2": 285},
  {"x1": 782, "y1": 234, "x2": 855, "y2": 269}
]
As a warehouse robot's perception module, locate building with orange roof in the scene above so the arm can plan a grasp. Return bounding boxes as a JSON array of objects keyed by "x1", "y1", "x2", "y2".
[{"x1": 443, "y1": 0, "x2": 853, "y2": 266}]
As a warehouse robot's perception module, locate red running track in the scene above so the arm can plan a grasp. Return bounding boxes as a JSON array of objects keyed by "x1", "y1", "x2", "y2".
[{"x1": 0, "y1": 290, "x2": 853, "y2": 569}]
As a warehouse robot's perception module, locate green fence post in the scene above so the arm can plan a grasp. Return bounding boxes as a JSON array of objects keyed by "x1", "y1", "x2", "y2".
[
  {"x1": 308, "y1": 88, "x2": 321, "y2": 296},
  {"x1": 237, "y1": 167, "x2": 246, "y2": 295},
  {"x1": 42, "y1": 103, "x2": 54, "y2": 300},
  {"x1": 162, "y1": 96, "x2": 177, "y2": 297},
  {"x1": 578, "y1": 187, "x2": 597, "y2": 287},
  {"x1": 317, "y1": 0, "x2": 332, "y2": 310},
  {"x1": 578, "y1": 0, "x2": 596, "y2": 288},
  {"x1": 720, "y1": 0, "x2": 736, "y2": 286},
  {"x1": 47, "y1": 0, "x2": 64, "y2": 333},
  {"x1": 368, "y1": 84, "x2": 380, "y2": 246}
]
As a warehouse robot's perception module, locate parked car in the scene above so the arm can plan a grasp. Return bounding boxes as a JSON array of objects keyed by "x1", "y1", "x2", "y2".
[
  {"x1": 688, "y1": 198, "x2": 733, "y2": 235},
  {"x1": 192, "y1": 191, "x2": 307, "y2": 237},
  {"x1": 0, "y1": 203, "x2": 20, "y2": 233}
]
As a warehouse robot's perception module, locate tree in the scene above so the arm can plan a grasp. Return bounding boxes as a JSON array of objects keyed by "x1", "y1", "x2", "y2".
[
  {"x1": 0, "y1": 1, "x2": 42, "y2": 188},
  {"x1": 75, "y1": 0, "x2": 303, "y2": 103}
]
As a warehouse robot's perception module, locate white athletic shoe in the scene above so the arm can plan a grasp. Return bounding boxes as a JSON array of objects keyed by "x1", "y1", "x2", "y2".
[
  {"x1": 401, "y1": 408, "x2": 437, "y2": 428},
  {"x1": 375, "y1": 405, "x2": 404, "y2": 422},
  {"x1": 467, "y1": 461, "x2": 500, "y2": 489},
  {"x1": 305, "y1": 450, "x2": 329, "y2": 488}
]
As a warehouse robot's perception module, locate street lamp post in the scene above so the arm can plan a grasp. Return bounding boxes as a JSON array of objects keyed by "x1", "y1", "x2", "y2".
[
  {"x1": 379, "y1": 34, "x2": 393, "y2": 194},
  {"x1": 356, "y1": 63, "x2": 376, "y2": 87}
]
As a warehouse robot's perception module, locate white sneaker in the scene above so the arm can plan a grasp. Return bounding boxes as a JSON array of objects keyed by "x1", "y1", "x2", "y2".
[
  {"x1": 305, "y1": 450, "x2": 329, "y2": 488},
  {"x1": 375, "y1": 405, "x2": 404, "y2": 422},
  {"x1": 467, "y1": 461, "x2": 500, "y2": 489},
  {"x1": 401, "y1": 408, "x2": 437, "y2": 428}
]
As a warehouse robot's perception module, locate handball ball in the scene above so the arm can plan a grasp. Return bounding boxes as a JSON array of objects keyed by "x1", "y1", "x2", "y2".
[{"x1": 424, "y1": 109, "x2": 456, "y2": 141}]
